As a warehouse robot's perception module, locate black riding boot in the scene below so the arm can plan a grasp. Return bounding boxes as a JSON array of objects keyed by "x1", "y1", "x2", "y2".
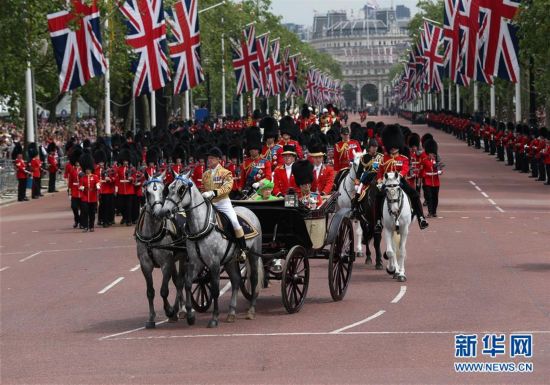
[
  {"x1": 374, "y1": 191, "x2": 384, "y2": 234},
  {"x1": 236, "y1": 236, "x2": 248, "y2": 262},
  {"x1": 411, "y1": 196, "x2": 429, "y2": 230}
]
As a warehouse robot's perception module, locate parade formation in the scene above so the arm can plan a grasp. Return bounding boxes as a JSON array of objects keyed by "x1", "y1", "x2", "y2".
[{"x1": 1, "y1": 0, "x2": 549, "y2": 383}]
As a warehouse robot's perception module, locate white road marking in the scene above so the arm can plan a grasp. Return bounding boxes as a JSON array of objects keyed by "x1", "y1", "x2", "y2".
[
  {"x1": 98, "y1": 277, "x2": 125, "y2": 294},
  {"x1": 488, "y1": 199, "x2": 497, "y2": 205},
  {"x1": 101, "y1": 330, "x2": 550, "y2": 342},
  {"x1": 391, "y1": 286, "x2": 407, "y2": 304},
  {"x1": 130, "y1": 264, "x2": 141, "y2": 272},
  {"x1": 32, "y1": 230, "x2": 39, "y2": 233},
  {"x1": 509, "y1": 216, "x2": 516, "y2": 219},
  {"x1": 484, "y1": 217, "x2": 492, "y2": 219},
  {"x1": 10, "y1": 232, "x2": 17, "y2": 234},
  {"x1": 481, "y1": 192, "x2": 489, "y2": 198},
  {"x1": 2, "y1": 245, "x2": 133, "y2": 256},
  {"x1": 0, "y1": 266, "x2": 10, "y2": 272},
  {"x1": 496, "y1": 206, "x2": 505, "y2": 213},
  {"x1": 19, "y1": 251, "x2": 42, "y2": 262},
  {"x1": 219, "y1": 281, "x2": 232, "y2": 297},
  {"x1": 460, "y1": 217, "x2": 469, "y2": 219},
  {"x1": 98, "y1": 319, "x2": 169, "y2": 341},
  {"x1": 475, "y1": 186, "x2": 482, "y2": 192},
  {"x1": 330, "y1": 310, "x2": 386, "y2": 334},
  {"x1": 469, "y1": 181, "x2": 476, "y2": 186}
]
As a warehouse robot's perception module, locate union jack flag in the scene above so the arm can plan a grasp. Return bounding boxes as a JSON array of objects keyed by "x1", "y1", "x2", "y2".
[
  {"x1": 305, "y1": 68, "x2": 317, "y2": 105},
  {"x1": 231, "y1": 25, "x2": 259, "y2": 95},
  {"x1": 166, "y1": 0, "x2": 204, "y2": 94},
  {"x1": 285, "y1": 54, "x2": 300, "y2": 98},
  {"x1": 255, "y1": 33, "x2": 270, "y2": 97},
  {"x1": 443, "y1": 0, "x2": 471, "y2": 86},
  {"x1": 476, "y1": 0, "x2": 520, "y2": 83},
  {"x1": 421, "y1": 21, "x2": 444, "y2": 92},
  {"x1": 47, "y1": 0, "x2": 107, "y2": 93},
  {"x1": 267, "y1": 39, "x2": 283, "y2": 96},
  {"x1": 120, "y1": 0, "x2": 171, "y2": 96}
]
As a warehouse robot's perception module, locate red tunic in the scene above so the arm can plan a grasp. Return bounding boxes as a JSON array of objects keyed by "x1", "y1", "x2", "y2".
[
  {"x1": 311, "y1": 164, "x2": 335, "y2": 195},
  {"x1": 116, "y1": 166, "x2": 135, "y2": 195},
  {"x1": 95, "y1": 165, "x2": 115, "y2": 195},
  {"x1": 79, "y1": 174, "x2": 100, "y2": 203},
  {"x1": 377, "y1": 154, "x2": 410, "y2": 181},
  {"x1": 276, "y1": 139, "x2": 303, "y2": 159},
  {"x1": 69, "y1": 166, "x2": 82, "y2": 199},
  {"x1": 15, "y1": 159, "x2": 28, "y2": 179},
  {"x1": 192, "y1": 164, "x2": 205, "y2": 190},
  {"x1": 239, "y1": 157, "x2": 272, "y2": 190},
  {"x1": 420, "y1": 157, "x2": 441, "y2": 187},
  {"x1": 30, "y1": 158, "x2": 42, "y2": 178},
  {"x1": 333, "y1": 140, "x2": 362, "y2": 172},
  {"x1": 47, "y1": 154, "x2": 58, "y2": 174},
  {"x1": 272, "y1": 165, "x2": 297, "y2": 196}
]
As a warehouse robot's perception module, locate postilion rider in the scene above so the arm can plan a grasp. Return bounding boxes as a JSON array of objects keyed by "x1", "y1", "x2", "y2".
[{"x1": 201, "y1": 147, "x2": 248, "y2": 261}]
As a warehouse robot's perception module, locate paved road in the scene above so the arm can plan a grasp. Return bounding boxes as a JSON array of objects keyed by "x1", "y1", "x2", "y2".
[{"x1": 1, "y1": 115, "x2": 549, "y2": 384}]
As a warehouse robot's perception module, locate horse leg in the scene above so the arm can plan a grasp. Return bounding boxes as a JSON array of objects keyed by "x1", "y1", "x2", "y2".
[
  {"x1": 183, "y1": 262, "x2": 196, "y2": 325},
  {"x1": 246, "y1": 253, "x2": 262, "y2": 320},
  {"x1": 225, "y1": 260, "x2": 240, "y2": 323},
  {"x1": 207, "y1": 265, "x2": 220, "y2": 328},
  {"x1": 397, "y1": 227, "x2": 408, "y2": 282},
  {"x1": 173, "y1": 256, "x2": 186, "y2": 319},
  {"x1": 160, "y1": 263, "x2": 177, "y2": 322},
  {"x1": 382, "y1": 227, "x2": 396, "y2": 275},
  {"x1": 374, "y1": 232, "x2": 383, "y2": 270},
  {"x1": 141, "y1": 265, "x2": 156, "y2": 329},
  {"x1": 362, "y1": 221, "x2": 372, "y2": 265},
  {"x1": 353, "y1": 219, "x2": 363, "y2": 259}
]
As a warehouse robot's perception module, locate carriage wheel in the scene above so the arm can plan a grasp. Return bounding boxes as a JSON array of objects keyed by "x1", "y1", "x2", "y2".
[
  {"x1": 191, "y1": 266, "x2": 212, "y2": 313},
  {"x1": 239, "y1": 261, "x2": 253, "y2": 301},
  {"x1": 281, "y1": 246, "x2": 309, "y2": 314},
  {"x1": 328, "y1": 217, "x2": 354, "y2": 301}
]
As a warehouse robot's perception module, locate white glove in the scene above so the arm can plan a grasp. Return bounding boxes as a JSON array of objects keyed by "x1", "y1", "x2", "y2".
[
  {"x1": 437, "y1": 170, "x2": 442, "y2": 175},
  {"x1": 202, "y1": 191, "x2": 215, "y2": 200},
  {"x1": 376, "y1": 183, "x2": 383, "y2": 190},
  {"x1": 252, "y1": 182, "x2": 260, "y2": 189},
  {"x1": 79, "y1": 186, "x2": 85, "y2": 191}
]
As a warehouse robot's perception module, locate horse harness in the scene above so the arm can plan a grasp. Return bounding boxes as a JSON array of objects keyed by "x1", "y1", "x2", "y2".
[{"x1": 385, "y1": 184, "x2": 405, "y2": 234}]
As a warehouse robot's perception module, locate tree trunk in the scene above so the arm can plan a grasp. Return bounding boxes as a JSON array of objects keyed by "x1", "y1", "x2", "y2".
[
  {"x1": 141, "y1": 94, "x2": 150, "y2": 131},
  {"x1": 69, "y1": 91, "x2": 79, "y2": 137}
]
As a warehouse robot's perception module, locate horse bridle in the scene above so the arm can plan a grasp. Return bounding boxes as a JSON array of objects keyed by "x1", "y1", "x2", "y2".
[
  {"x1": 143, "y1": 178, "x2": 164, "y2": 211},
  {"x1": 385, "y1": 183, "x2": 404, "y2": 220}
]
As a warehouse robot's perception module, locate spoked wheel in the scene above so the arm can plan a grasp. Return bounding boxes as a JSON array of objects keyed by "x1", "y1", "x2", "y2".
[
  {"x1": 191, "y1": 266, "x2": 212, "y2": 313},
  {"x1": 281, "y1": 246, "x2": 309, "y2": 314},
  {"x1": 328, "y1": 217, "x2": 355, "y2": 301},
  {"x1": 238, "y1": 261, "x2": 253, "y2": 301}
]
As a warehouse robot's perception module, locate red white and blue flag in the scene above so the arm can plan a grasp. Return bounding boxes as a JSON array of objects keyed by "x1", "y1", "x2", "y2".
[
  {"x1": 231, "y1": 24, "x2": 259, "y2": 95},
  {"x1": 255, "y1": 33, "x2": 270, "y2": 97},
  {"x1": 443, "y1": 0, "x2": 471, "y2": 86},
  {"x1": 285, "y1": 54, "x2": 300, "y2": 98},
  {"x1": 166, "y1": 0, "x2": 204, "y2": 94},
  {"x1": 120, "y1": 0, "x2": 171, "y2": 96},
  {"x1": 420, "y1": 21, "x2": 444, "y2": 92},
  {"x1": 47, "y1": 0, "x2": 107, "y2": 93},
  {"x1": 267, "y1": 38, "x2": 283, "y2": 96}
]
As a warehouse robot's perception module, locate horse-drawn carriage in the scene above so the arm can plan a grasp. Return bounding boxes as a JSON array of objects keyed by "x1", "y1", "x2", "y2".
[{"x1": 190, "y1": 191, "x2": 355, "y2": 314}]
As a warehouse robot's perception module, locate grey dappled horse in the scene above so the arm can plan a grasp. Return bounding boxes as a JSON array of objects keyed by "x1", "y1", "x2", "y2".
[
  {"x1": 135, "y1": 172, "x2": 185, "y2": 328},
  {"x1": 161, "y1": 173, "x2": 263, "y2": 328}
]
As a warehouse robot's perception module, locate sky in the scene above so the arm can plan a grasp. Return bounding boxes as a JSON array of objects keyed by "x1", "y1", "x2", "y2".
[{"x1": 269, "y1": 0, "x2": 419, "y2": 26}]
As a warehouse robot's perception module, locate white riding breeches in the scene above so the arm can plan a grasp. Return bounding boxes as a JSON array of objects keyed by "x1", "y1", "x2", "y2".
[{"x1": 213, "y1": 197, "x2": 243, "y2": 235}]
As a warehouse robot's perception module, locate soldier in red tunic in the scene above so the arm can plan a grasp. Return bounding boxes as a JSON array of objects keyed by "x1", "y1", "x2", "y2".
[
  {"x1": 12, "y1": 143, "x2": 31, "y2": 201},
  {"x1": 333, "y1": 126, "x2": 362, "y2": 172},
  {"x1": 94, "y1": 149, "x2": 116, "y2": 227},
  {"x1": 116, "y1": 148, "x2": 135, "y2": 226},
  {"x1": 309, "y1": 141, "x2": 335, "y2": 196},
  {"x1": 46, "y1": 142, "x2": 59, "y2": 193},
  {"x1": 420, "y1": 139, "x2": 442, "y2": 218},
  {"x1": 272, "y1": 145, "x2": 298, "y2": 196},
  {"x1": 28, "y1": 144, "x2": 43, "y2": 199},
  {"x1": 79, "y1": 153, "x2": 100, "y2": 232},
  {"x1": 240, "y1": 128, "x2": 272, "y2": 193},
  {"x1": 374, "y1": 125, "x2": 428, "y2": 232}
]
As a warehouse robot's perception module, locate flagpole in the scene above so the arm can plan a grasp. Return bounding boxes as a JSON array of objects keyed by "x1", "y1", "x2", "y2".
[
  {"x1": 440, "y1": 89, "x2": 444, "y2": 111},
  {"x1": 132, "y1": 95, "x2": 136, "y2": 134},
  {"x1": 490, "y1": 84, "x2": 496, "y2": 117},
  {"x1": 277, "y1": 94, "x2": 281, "y2": 114},
  {"x1": 104, "y1": 10, "x2": 111, "y2": 138},
  {"x1": 473, "y1": 82, "x2": 479, "y2": 113},
  {"x1": 252, "y1": 93, "x2": 256, "y2": 111},
  {"x1": 25, "y1": 61, "x2": 34, "y2": 143},
  {"x1": 151, "y1": 91, "x2": 156, "y2": 129},
  {"x1": 239, "y1": 94, "x2": 244, "y2": 117},
  {"x1": 456, "y1": 84, "x2": 460, "y2": 113},
  {"x1": 448, "y1": 83, "x2": 452, "y2": 111},
  {"x1": 515, "y1": 78, "x2": 521, "y2": 122},
  {"x1": 221, "y1": 19, "x2": 226, "y2": 117},
  {"x1": 184, "y1": 90, "x2": 190, "y2": 120}
]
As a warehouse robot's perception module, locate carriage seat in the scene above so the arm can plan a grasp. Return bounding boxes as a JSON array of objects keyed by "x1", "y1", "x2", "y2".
[{"x1": 214, "y1": 210, "x2": 259, "y2": 241}]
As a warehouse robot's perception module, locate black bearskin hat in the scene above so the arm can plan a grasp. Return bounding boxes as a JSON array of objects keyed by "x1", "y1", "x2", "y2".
[
  {"x1": 27, "y1": 142, "x2": 38, "y2": 159},
  {"x1": 47, "y1": 142, "x2": 57, "y2": 153},
  {"x1": 207, "y1": 147, "x2": 223, "y2": 159},
  {"x1": 301, "y1": 104, "x2": 310, "y2": 118},
  {"x1": 245, "y1": 126, "x2": 262, "y2": 152},
  {"x1": 68, "y1": 146, "x2": 83, "y2": 166},
  {"x1": 11, "y1": 142, "x2": 23, "y2": 160},
  {"x1": 79, "y1": 152, "x2": 95, "y2": 171},
  {"x1": 292, "y1": 159, "x2": 314, "y2": 186},
  {"x1": 381, "y1": 125, "x2": 405, "y2": 151},
  {"x1": 93, "y1": 149, "x2": 107, "y2": 164},
  {"x1": 146, "y1": 147, "x2": 160, "y2": 164},
  {"x1": 172, "y1": 145, "x2": 187, "y2": 161},
  {"x1": 259, "y1": 116, "x2": 278, "y2": 132},
  {"x1": 279, "y1": 116, "x2": 299, "y2": 139},
  {"x1": 421, "y1": 133, "x2": 434, "y2": 146},
  {"x1": 408, "y1": 133, "x2": 420, "y2": 148},
  {"x1": 228, "y1": 145, "x2": 242, "y2": 161},
  {"x1": 118, "y1": 148, "x2": 131, "y2": 164},
  {"x1": 424, "y1": 139, "x2": 438, "y2": 155},
  {"x1": 540, "y1": 127, "x2": 548, "y2": 139},
  {"x1": 350, "y1": 122, "x2": 364, "y2": 142}
]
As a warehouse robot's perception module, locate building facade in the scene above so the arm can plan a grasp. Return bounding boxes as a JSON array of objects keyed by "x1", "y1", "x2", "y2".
[{"x1": 310, "y1": 7, "x2": 411, "y2": 109}]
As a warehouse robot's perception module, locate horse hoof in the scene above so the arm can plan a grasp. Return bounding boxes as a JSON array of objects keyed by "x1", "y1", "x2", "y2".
[
  {"x1": 383, "y1": 252, "x2": 388, "y2": 260},
  {"x1": 397, "y1": 275, "x2": 407, "y2": 282},
  {"x1": 168, "y1": 316, "x2": 178, "y2": 323},
  {"x1": 207, "y1": 319, "x2": 219, "y2": 328},
  {"x1": 178, "y1": 311, "x2": 187, "y2": 320},
  {"x1": 246, "y1": 311, "x2": 256, "y2": 320},
  {"x1": 365, "y1": 256, "x2": 372, "y2": 265},
  {"x1": 386, "y1": 267, "x2": 395, "y2": 276},
  {"x1": 226, "y1": 314, "x2": 236, "y2": 323},
  {"x1": 186, "y1": 313, "x2": 196, "y2": 326},
  {"x1": 145, "y1": 321, "x2": 156, "y2": 329},
  {"x1": 393, "y1": 273, "x2": 399, "y2": 279},
  {"x1": 375, "y1": 263, "x2": 383, "y2": 270}
]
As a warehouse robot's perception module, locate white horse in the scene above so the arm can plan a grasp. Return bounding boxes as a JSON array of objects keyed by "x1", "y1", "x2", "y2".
[
  {"x1": 336, "y1": 150, "x2": 366, "y2": 260},
  {"x1": 381, "y1": 172, "x2": 411, "y2": 282}
]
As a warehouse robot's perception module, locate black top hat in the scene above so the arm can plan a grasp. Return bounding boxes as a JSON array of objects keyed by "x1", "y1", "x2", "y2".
[
  {"x1": 292, "y1": 159, "x2": 314, "y2": 186},
  {"x1": 281, "y1": 144, "x2": 297, "y2": 156}
]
